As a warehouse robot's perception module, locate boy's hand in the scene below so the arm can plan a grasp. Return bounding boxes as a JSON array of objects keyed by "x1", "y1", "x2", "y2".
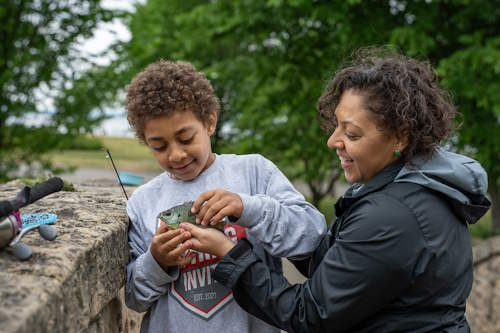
[
  {"x1": 191, "y1": 189, "x2": 243, "y2": 226},
  {"x1": 180, "y1": 223, "x2": 235, "y2": 258},
  {"x1": 150, "y1": 223, "x2": 195, "y2": 270}
]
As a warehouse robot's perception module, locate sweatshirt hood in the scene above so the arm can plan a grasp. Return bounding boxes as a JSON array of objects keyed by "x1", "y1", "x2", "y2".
[{"x1": 395, "y1": 148, "x2": 491, "y2": 224}]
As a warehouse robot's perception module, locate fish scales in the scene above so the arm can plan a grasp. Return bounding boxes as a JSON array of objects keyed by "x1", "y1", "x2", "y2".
[{"x1": 157, "y1": 201, "x2": 226, "y2": 232}]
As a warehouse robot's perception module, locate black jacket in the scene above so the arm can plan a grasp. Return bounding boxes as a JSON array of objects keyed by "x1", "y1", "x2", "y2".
[{"x1": 214, "y1": 151, "x2": 491, "y2": 333}]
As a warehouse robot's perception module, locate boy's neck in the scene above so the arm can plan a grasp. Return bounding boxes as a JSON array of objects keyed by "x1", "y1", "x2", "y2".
[{"x1": 204, "y1": 152, "x2": 216, "y2": 171}]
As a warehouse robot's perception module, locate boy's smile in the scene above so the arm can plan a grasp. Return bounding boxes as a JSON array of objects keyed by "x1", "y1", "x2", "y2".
[{"x1": 144, "y1": 110, "x2": 217, "y2": 181}]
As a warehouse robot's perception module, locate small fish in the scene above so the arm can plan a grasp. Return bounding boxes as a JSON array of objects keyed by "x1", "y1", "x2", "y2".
[{"x1": 156, "y1": 201, "x2": 226, "y2": 232}]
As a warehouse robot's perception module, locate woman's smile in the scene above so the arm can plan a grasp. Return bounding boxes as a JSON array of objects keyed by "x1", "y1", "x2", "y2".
[{"x1": 338, "y1": 154, "x2": 354, "y2": 169}]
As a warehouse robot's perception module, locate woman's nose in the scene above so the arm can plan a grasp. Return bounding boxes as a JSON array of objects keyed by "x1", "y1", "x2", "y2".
[{"x1": 327, "y1": 130, "x2": 340, "y2": 149}]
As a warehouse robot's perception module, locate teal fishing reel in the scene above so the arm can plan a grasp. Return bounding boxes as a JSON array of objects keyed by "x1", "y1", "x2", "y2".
[{"x1": 0, "y1": 177, "x2": 63, "y2": 260}]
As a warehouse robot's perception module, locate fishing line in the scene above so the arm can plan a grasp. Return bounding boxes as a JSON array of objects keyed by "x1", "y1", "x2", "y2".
[{"x1": 105, "y1": 148, "x2": 129, "y2": 201}]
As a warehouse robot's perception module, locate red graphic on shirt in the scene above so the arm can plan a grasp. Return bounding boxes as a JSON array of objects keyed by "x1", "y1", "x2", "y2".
[{"x1": 171, "y1": 224, "x2": 247, "y2": 319}]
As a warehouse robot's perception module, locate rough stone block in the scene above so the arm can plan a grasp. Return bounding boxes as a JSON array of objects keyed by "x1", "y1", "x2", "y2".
[{"x1": 0, "y1": 181, "x2": 129, "y2": 332}]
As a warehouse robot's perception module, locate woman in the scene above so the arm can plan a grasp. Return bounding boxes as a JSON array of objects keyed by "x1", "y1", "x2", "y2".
[{"x1": 180, "y1": 50, "x2": 491, "y2": 332}]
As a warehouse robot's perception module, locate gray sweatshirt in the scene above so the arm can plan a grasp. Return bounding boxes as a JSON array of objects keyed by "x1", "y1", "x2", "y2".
[{"x1": 125, "y1": 153, "x2": 326, "y2": 333}]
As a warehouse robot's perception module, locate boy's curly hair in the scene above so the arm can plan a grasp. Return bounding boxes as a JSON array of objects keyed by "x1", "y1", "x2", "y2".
[
  {"x1": 126, "y1": 60, "x2": 220, "y2": 142},
  {"x1": 318, "y1": 48, "x2": 456, "y2": 162}
]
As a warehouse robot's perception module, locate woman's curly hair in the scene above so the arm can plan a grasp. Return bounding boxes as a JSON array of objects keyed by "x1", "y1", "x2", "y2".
[
  {"x1": 318, "y1": 48, "x2": 456, "y2": 162},
  {"x1": 126, "y1": 60, "x2": 220, "y2": 142}
]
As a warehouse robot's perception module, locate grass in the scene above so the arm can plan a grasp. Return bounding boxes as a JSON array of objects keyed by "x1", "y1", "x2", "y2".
[{"x1": 46, "y1": 136, "x2": 162, "y2": 172}]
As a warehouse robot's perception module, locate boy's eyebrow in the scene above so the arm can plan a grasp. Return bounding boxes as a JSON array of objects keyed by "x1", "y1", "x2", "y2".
[
  {"x1": 175, "y1": 126, "x2": 196, "y2": 136},
  {"x1": 146, "y1": 126, "x2": 195, "y2": 142}
]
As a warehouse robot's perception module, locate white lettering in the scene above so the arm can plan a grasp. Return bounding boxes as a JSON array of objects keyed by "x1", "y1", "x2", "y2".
[
  {"x1": 196, "y1": 267, "x2": 206, "y2": 287},
  {"x1": 186, "y1": 270, "x2": 197, "y2": 291},
  {"x1": 184, "y1": 265, "x2": 218, "y2": 292},
  {"x1": 183, "y1": 271, "x2": 187, "y2": 290}
]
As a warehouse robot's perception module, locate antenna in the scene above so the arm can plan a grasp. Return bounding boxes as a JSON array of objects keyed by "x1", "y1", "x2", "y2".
[{"x1": 105, "y1": 148, "x2": 129, "y2": 201}]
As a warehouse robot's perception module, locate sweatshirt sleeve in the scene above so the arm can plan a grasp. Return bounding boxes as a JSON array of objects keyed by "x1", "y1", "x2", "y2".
[
  {"x1": 236, "y1": 157, "x2": 326, "y2": 257},
  {"x1": 214, "y1": 195, "x2": 429, "y2": 332},
  {"x1": 125, "y1": 198, "x2": 179, "y2": 313}
]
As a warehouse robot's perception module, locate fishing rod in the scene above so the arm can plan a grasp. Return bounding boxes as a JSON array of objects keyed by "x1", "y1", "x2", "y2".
[{"x1": 105, "y1": 148, "x2": 129, "y2": 201}]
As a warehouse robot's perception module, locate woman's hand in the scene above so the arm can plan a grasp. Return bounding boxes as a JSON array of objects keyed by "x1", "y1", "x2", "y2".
[
  {"x1": 150, "y1": 223, "x2": 195, "y2": 269},
  {"x1": 180, "y1": 223, "x2": 235, "y2": 258},
  {"x1": 191, "y1": 189, "x2": 243, "y2": 226}
]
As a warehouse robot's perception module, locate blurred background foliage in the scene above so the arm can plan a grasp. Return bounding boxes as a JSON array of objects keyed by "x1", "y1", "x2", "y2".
[
  {"x1": 0, "y1": 0, "x2": 123, "y2": 178},
  {"x1": 1, "y1": 0, "x2": 499, "y2": 234}
]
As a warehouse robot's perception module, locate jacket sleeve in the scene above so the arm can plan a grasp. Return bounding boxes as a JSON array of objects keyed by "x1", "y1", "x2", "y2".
[
  {"x1": 236, "y1": 157, "x2": 326, "y2": 257},
  {"x1": 288, "y1": 227, "x2": 333, "y2": 278},
  {"x1": 214, "y1": 194, "x2": 430, "y2": 332},
  {"x1": 124, "y1": 199, "x2": 179, "y2": 312}
]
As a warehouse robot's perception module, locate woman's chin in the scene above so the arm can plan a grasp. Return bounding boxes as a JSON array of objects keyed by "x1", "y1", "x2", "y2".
[{"x1": 344, "y1": 172, "x2": 359, "y2": 184}]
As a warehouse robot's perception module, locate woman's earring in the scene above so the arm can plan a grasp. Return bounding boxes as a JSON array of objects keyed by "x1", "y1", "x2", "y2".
[{"x1": 394, "y1": 149, "x2": 401, "y2": 158}]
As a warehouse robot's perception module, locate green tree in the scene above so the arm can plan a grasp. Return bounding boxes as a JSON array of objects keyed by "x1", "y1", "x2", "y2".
[
  {"x1": 0, "y1": 0, "x2": 118, "y2": 180},
  {"x1": 439, "y1": 42, "x2": 500, "y2": 233},
  {"x1": 77, "y1": 0, "x2": 500, "y2": 229},
  {"x1": 114, "y1": 0, "x2": 409, "y2": 207},
  {"x1": 387, "y1": 0, "x2": 500, "y2": 233}
]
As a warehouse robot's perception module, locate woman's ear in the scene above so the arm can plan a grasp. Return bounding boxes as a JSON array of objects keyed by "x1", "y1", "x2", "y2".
[
  {"x1": 207, "y1": 111, "x2": 218, "y2": 136},
  {"x1": 397, "y1": 132, "x2": 409, "y2": 152}
]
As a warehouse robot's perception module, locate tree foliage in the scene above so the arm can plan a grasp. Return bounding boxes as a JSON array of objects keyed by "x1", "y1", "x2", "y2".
[
  {"x1": 386, "y1": 0, "x2": 500, "y2": 232},
  {"x1": 115, "y1": 0, "x2": 407, "y2": 206},
  {"x1": 0, "y1": 0, "x2": 119, "y2": 180},
  {"x1": 35, "y1": 0, "x2": 500, "y2": 230},
  {"x1": 113, "y1": 0, "x2": 500, "y2": 221}
]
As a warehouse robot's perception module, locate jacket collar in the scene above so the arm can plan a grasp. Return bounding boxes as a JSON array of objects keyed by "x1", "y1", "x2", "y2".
[{"x1": 334, "y1": 159, "x2": 405, "y2": 217}]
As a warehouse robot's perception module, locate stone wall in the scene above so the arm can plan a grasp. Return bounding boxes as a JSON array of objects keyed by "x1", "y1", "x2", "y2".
[
  {"x1": 0, "y1": 180, "x2": 138, "y2": 333},
  {"x1": 0, "y1": 180, "x2": 499, "y2": 332},
  {"x1": 467, "y1": 235, "x2": 500, "y2": 333}
]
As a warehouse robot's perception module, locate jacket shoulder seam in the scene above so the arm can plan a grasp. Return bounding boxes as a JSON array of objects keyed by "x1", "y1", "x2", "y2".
[{"x1": 378, "y1": 184, "x2": 433, "y2": 248}]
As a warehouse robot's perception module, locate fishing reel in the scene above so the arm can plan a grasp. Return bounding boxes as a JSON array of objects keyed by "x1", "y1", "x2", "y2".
[{"x1": 0, "y1": 177, "x2": 63, "y2": 260}]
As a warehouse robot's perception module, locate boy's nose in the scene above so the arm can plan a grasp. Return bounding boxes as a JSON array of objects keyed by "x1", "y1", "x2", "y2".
[{"x1": 169, "y1": 146, "x2": 187, "y2": 162}]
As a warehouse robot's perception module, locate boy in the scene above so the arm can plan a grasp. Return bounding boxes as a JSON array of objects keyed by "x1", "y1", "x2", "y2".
[{"x1": 125, "y1": 60, "x2": 326, "y2": 333}]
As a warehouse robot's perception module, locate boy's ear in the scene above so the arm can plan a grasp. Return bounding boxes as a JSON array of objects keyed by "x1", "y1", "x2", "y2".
[{"x1": 207, "y1": 111, "x2": 217, "y2": 135}]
